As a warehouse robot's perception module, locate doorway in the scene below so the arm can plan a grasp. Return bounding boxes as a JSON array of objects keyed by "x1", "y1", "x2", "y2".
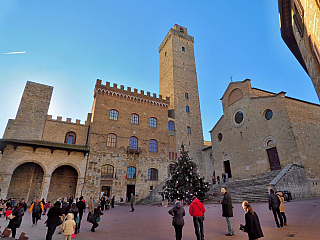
[
  {"x1": 127, "y1": 184, "x2": 135, "y2": 201},
  {"x1": 223, "y1": 160, "x2": 232, "y2": 178},
  {"x1": 267, "y1": 147, "x2": 281, "y2": 171},
  {"x1": 101, "y1": 186, "x2": 111, "y2": 197}
]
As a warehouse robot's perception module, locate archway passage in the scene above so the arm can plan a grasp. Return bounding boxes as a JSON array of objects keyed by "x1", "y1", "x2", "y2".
[
  {"x1": 7, "y1": 162, "x2": 44, "y2": 204},
  {"x1": 47, "y1": 165, "x2": 78, "y2": 203}
]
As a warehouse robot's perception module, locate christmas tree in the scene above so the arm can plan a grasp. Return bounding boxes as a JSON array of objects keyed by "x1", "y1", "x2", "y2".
[{"x1": 162, "y1": 144, "x2": 210, "y2": 202}]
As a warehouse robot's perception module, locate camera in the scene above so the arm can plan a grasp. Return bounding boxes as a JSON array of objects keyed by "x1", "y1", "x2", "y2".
[{"x1": 239, "y1": 224, "x2": 245, "y2": 231}]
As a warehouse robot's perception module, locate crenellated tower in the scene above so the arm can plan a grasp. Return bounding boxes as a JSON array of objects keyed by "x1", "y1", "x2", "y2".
[{"x1": 159, "y1": 24, "x2": 204, "y2": 171}]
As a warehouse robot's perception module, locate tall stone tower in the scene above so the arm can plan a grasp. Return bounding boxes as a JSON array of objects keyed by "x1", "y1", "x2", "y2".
[
  {"x1": 4, "y1": 81, "x2": 53, "y2": 140},
  {"x1": 159, "y1": 24, "x2": 204, "y2": 170}
]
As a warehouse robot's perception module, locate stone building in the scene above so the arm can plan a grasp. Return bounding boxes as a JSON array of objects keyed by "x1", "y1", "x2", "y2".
[
  {"x1": 278, "y1": 0, "x2": 320, "y2": 99},
  {"x1": 210, "y1": 79, "x2": 320, "y2": 196},
  {"x1": 0, "y1": 25, "x2": 205, "y2": 203}
]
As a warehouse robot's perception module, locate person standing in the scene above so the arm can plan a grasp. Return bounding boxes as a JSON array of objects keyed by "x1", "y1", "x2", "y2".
[
  {"x1": 76, "y1": 196, "x2": 86, "y2": 233},
  {"x1": 105, "y1": 196, "x2": 110, "y2": 210},
  {"x1": 69, "y1": 203, "x2": 79, "y2": 234},
  {"x1": 63, "y1": 213, "x2": 76, "y2": 240},
  {"x1": 20, "y1": 198, "x2": 28, "y2": 212},
  {"x1": 100, "y1": 196, "x2": 106, "y2": 211},
  {"x1": 268, "y1": 189, "x2": 283, "y2": 229},
  {"x1": 29, "y1": 198, "x2": 44, "y2": 226},
  {"x1": 240, "y1": 201, "x2": 264, "y2": 240},
  {"x1": 87, "y1": 197, "x2": 94, "y2": 221},
  {"x1": 111, "y1": 195, "x2": 115, "y2": 208},
  {"x1": 220, "y1": 188, "x2": 234, "y2": 236},
  {"x1": 45, "y1": 201, "x2": 62, "y2": 240},
  {"x1": 7, "y1": 202, "x2": 24, "y2": 238},
  {"x1": 169, "y1": 200, "x2": 185, "y2": 240},
  {"x1": 189, "y1": 196, "x2": 206, "y2": 240},
  {"x1": 130, "y1": 193, "x2": 135, "y2": 212},
  {"x1": 277, "y1": 192, "x2": 287, "y2": 226}
]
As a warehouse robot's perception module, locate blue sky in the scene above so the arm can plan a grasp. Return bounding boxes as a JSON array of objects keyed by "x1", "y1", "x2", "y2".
[{"x1": 0, "y1": 0, "x2": 318, "y2": 141}]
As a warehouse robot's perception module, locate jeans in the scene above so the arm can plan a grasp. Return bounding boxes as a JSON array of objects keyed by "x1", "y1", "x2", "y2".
[
  {"x1": 174, "y1": 225, "x2": 183, "y2": 240},
  {"x1": 272, "y1": 207, "x2": 283, "y2": 227},
  {"x1": 193, "y1": 216, "x2": 204, "y2": 240},
  {"x1": 226, "y1": 217, "x2": 234, "y2": 235},
  {"x1": 280, "y1": 212, "x2": 287, "y2": 224},
  {"x1": 131, "y1": 203, "x2": 135, "y2": 211}
]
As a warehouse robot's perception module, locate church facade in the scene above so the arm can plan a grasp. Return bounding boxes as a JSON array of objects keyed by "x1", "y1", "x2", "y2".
[
  {"x1": 0, "y1": 25, "x2": 206, "y2": 204},
  {"x1": 210, "y1": 79, "x2": 320, "y2": 196}
]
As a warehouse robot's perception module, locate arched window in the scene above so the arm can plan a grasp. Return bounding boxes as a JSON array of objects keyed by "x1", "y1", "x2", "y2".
[
  {"x1": 126, "y1": 166, "x2": 136, "y2": 179},
  {"x1": 185, "y1": 92, "x2": 189, "y2": 99},
  {"x1": 65, "y1": 132, "x2": 76, "y2": 144},
  {"x1": 106, "y1": 134, "x2": 117, "y2": 147},
  {"x1": 129, "y1": 136, "x2": 138, "y2": 150},
  {"x1": 150, "y1": 117, "x2": 157, "y2": 127},
  {"x1": 109, "y1": 109, "x2": 119, "y2": 120},
  {"x1": 149, "y1": 139, "x2": 158, "y2": 152},
  {"x1": 187, "y1": 126, "x2": 191, "y2": 134},
  {"x1": 131, "y1": 113, "x2": 139, "y2": 124},
  {"x1": 186, "y1": 106, "x2": 190, "y2": 113},
  {"x1": 101, "y1": 164, "x2": 114, "y2": 178},
  {"x1": 168, "y1": 121, "x2": 175, "y2": 131},
  {"x1": 148, "y1": 168, "x2": 158, "y2": 180}
]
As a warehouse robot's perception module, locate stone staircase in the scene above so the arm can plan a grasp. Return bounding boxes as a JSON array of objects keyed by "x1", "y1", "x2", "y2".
[
  {"x1": 208, "y1": 170, "x2": 281, "y2": 203},
  {"x1": 137, "y1": 177, "x2": 169, "y2": 205}
]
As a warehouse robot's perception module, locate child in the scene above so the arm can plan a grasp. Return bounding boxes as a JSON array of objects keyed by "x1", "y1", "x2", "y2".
[
  {"x1": 62, "y1": 213, "x2": 76, "y2": 240},
  {"x1": 5, "y1": 207, "x2": 12, "y2": 221},
  {"x1": 43, "y1": 201, "x2": 51, "y2": 215}
]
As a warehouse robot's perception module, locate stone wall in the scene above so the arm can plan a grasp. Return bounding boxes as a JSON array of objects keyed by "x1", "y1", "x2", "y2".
[{"x1": 268, "y1": 164, "x2": 311, "y2": 200}]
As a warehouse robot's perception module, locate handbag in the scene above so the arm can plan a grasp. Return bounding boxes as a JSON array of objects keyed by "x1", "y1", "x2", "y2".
[
  {"x1": 58, "y1": 217, "x2": 63, "y2": 225},
  {"x1": 71, "y1": 233, "x2": 75, "y2": 238},
  {"x1": 96, "y1": 216, "x2": 101, "y2": 222},
  {"x1": 8, "y1": 214, "x2": 15, "y2": 220}
]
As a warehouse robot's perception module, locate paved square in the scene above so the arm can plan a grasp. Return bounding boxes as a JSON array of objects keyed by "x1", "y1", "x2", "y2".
[{"x1": 1, "y1": 197, "x2": 319, "y2": 239}]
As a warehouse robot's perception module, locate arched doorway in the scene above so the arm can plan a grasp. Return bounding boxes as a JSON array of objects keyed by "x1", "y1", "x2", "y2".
[
  {"x1": 47, "y1": 165, "x2": 78, "y2": 203},
  {"x1": 7, "y1": 162, "x2": 44, "y2": 204}
]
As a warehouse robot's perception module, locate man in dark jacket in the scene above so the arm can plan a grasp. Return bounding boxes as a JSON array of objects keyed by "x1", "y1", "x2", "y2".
[
  {"x1": 268, "y1": 189, "x2": 283, "y2": 228},
  {"x1": 169, "y1": 201, "x2": 185, "y2": 240},
  {"x1": 89, "y1": 206, "x2": 103, "y2": 232},
  {"x1": 58, "y1": 198, "x2": 69, "y2": 234},
  {"x1": 7, "y1": 202, "x2": 24, "y2": 238},
  {"x1": 45, "y1": 201, "x2": 62, "y2": 240},
  {"x1": 189, "y1": 196, "x2": 206, "y2": 240},
  {"x1": 220, "y1": 188, "x2": 234, "y2": 236},
  {"x1": 76, "y1": 196, "x2": 86, "y2": 233}
]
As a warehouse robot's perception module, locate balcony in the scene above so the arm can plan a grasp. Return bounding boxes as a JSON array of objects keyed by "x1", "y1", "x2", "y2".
[{"x1": 127, "y1": 146, "x2": 142, "y2": 154}]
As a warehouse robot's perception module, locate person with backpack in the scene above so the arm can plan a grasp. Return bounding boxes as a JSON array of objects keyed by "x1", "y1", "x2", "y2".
[{"x1": 29, "y1": 198, "x2": 44, "y2": 226}]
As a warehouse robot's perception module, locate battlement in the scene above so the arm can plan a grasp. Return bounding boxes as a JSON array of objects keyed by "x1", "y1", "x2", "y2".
[
  {"x1": 46, "y1": 114, "x2": 90, "y2": 126},
  {"x1": 95, "y1": 79, "x2": 170, "y2": 107}
]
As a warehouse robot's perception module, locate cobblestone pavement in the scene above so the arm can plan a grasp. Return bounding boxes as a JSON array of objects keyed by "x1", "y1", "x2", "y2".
[{"x1": 1, "y1": 197, "x2": 320, "y2": 240}]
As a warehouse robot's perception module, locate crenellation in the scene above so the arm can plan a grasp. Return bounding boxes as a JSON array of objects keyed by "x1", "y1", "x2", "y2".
[
  {"x1": 76, "y1": 119, "x2": 81, "y2": 125},
  {"x1": 140, "y1": 90, "x2": 144, "y2": 95},
  {"x1": 127, "y1": 87, "x2": 131, "y2": 92},
  {"x1": 96, "y1": 79, "x2": 102, "y2": 85},
  {"x1": 47, "y1": 116, "x2": 87, "y2": 126},
  {"x1": 57, "y1": 116, "x2": 62, "y2": 121},
  {"x1": 134, "y1": 88, "x2": 138, "y2": 93},
  {"x1": 113, "y1": 83, "x2": 117, "y2": 88},
  {"x1": 147, "y1": 92, "x2": 150, "y2": 96},
  {"x1": 66, "y1": 118, "x2": 71, "y2": 123},
  {"x1": 120, "y1": 85, "x2": 124, "y2": 90},
  {"x1": 47, "y1": 115, "x2": 52, "y2": 120},
  {"x1": 153, "y1": 93, "x2": 156, "y2": 98}
]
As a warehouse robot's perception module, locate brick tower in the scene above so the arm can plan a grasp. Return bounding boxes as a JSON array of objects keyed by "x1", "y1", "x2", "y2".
[{"x1": 159, "y1": 24, "x2": 204, "y2": 170}]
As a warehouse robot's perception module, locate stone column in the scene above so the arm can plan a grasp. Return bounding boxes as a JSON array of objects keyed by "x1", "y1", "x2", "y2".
[
  {"x1": 40, "y1": 175, "x2": 52, "y2": 201},
  {"x1": 76, "y1": 177, "x2": 85, "y2": 198},
  {"x1": 0, "y1": 173, "x2": 13, "y2": 200}
]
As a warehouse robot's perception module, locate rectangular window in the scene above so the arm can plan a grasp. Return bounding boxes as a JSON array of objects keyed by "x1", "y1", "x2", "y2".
[
  {"x1": 186, "y1": 106, "x2": 190, "y2": 113},
  {"x1": 182, "y1": 47, "x2": 185, "y2": 52},
  {"x1": 185, "y1": 92, "x2": 189, "y2": 99}
]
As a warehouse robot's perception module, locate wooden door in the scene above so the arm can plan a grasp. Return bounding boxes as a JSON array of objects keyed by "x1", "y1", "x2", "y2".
[{"x1": 267, "y1": 147, "x2": 281, "y2": 171}]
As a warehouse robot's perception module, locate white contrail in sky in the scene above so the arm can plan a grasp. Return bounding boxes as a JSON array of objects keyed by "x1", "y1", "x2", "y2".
[{"x1": 3, "y1": 51, "x2": 26, "y2": 54}]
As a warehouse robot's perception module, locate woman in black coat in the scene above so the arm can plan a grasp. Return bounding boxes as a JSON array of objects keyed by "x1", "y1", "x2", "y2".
[
  {"x1": 45, "y1": 201, "x2": 62, "y2": 240},
  {"x1": 241, "y1": 201, "x2": 264, "y2": 240},
  {"x1": 89, "y1": 206, "x2": 103, "y2": 232},
  {"x1": 168, "y1": 201, "x2": 185, "y2": 240},
  {"x1": 7, "y1": 202, "x2": 24, "y2": 238}
]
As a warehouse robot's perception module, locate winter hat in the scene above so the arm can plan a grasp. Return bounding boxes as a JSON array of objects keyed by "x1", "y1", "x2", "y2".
[{"x1": 221, "y1": 188, "x2": 227, "y2": 193}]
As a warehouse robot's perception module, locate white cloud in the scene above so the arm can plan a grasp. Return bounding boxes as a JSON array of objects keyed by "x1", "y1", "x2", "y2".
[{"x1": 3, "y1": 51, "x2": 26, "y2": 54}]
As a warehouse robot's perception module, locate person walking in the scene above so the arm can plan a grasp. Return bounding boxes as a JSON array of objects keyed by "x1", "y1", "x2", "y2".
[
  {"x1": 69, "y1": 203, "x2": 79, "y2": 234},
  {"x1": 130, "y1": 193, "x2": 135, "y2": 212},
  {"x1": 87, "y1": 197, "x2": 94, "y2": 221},
  {"x1": 277, "y1": 191, "x2": 287, "y2": 226},
  {"x1": 76, "y1": 196, "x2": 86, "y2": 233},
  {"x1": 189, "y1": 196, "x2": 206, "y2": 240},
  {"x1": 268, "y1": 189, "x2": 283, "y2": 229},
  {"x1": 88, "y1": 206, "x2": 103, "y2": 232},
  {"x1": 169, "y1": 200, "x2": 185, "y2": 240},
  {"x1": 59, "y1": 198, "x2": 70, "y2": 234},
  {"x1": 220, "y1": 188, "x2": 234, "y2": 236},
  {"x1": 62, "y1": 213, "x2": 76, "y2": 240},
  {"x1": 20, "y1": 198, "x2": 28, "y2": 212},
  {"x1": 240, "y1": 201, "x2": 264, "y2": 240},
  {"x1": 7, "y1": 202, "x2": 24, "y2": 238},
  {"x1": 45, "y1": 201, "x2": 62, "y2": 240},
  {"x1": 29, "y1": 198, "x2": 44, "y2": 226}
]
